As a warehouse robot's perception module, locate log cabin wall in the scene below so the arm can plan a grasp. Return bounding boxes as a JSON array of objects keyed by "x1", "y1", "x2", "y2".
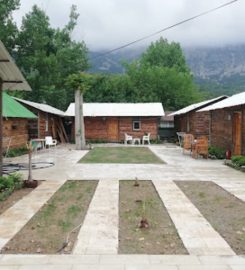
[
  {"x1": 3, "y1": 118, "x2": 29, "y2": 150},
  {"x1": 80, "y1": 116, "x2": 159, "y2": 142},
  {"x1": 118, "y1": 117, "x2": 159, "y2": 141},
  {"x1": 210, "y1": 105, "x2": 245, "y2": 155},
  {"x1": 19, "y1": 104, "x2": 61, "y2": 139},
  {"x1": 174, "y1": 111, "x2": 210, "y2": 139}
]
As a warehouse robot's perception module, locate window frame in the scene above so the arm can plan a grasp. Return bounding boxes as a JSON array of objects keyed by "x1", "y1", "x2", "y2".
[{"x1": 132, "y1": 120, "x2": 141, "y2": 131}]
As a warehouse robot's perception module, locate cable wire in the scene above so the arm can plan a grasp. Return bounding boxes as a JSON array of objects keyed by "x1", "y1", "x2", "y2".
[{"x1": 92, "y1": 0, "x2": 238, "y2": 60}]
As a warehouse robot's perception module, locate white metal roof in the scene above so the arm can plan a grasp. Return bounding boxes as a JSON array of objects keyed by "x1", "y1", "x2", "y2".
[
  {"x1": 0, "y1": 40, "x2": 31, "y2": 91},
  {"x1": 65, "y1": 103, "x2": 164, "y2": 117},
  {"x1": 170, "y1": 96, "x2": 228, "y2": 116},
  {"x1": 198, "y1": 91, "x2": 245, "y2": 112},
  {"x1": 14, "y1": 98, "x2": 65, "y2": 116}
]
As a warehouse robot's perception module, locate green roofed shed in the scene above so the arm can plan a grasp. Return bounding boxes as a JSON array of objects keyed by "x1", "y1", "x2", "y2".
[{"x1": 3, "y1": 92, "x2": 37, "y2": 119}]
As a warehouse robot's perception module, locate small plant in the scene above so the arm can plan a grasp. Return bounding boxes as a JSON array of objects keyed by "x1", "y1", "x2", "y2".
[
  {"x1": 0, "y1": 173, "x2": 23, "y2": 201},
  {"x1": 4, "y1": 146, "x2": 28, "y2": 158},
  {"x1": 134, "y1": 177, "x2": 140, "y2": 187},
  {"x1": 139, "y1": 200, "x2": 149, "y2": 229},
  {"x1": 208, "y1": 146, "x2": 226, "y2": 159},
  {"x1": 231, "y1": 155, "x2": 245, "y2": 168}
]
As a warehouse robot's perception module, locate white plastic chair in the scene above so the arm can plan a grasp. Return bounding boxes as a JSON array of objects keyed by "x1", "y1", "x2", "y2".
[
  {"x1": 124, "y1": 133, "x2": 133, "y2": 144},
  {"x1": 45, "y1": 136, "x2": 57, "y2": 148},
  {"x1": 142, "y1": 133, "x2": 151, "y2": 145}
]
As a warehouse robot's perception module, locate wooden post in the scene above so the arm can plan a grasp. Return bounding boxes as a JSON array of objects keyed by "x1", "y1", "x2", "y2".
[
  {"x1": 80, "y1": 93, "x2": 86, "y2": 149},
  {"x1": 75, "y1": 89, "x2": 81, "y2": 150},
  {"x1": 28, "y1": 145, "x2": 33, "y2": 182},
  {"x1": 0, "y1": 78, "x2": 3, "y2": 176}
]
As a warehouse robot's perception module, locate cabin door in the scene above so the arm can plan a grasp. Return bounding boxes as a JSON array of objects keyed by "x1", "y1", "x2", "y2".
[
  {"x1": 233, "y1": 112, "x2": 242, "y2": 155},
  {"x1": 107, "y1": 117, "x2": 119, "y2": 142}
]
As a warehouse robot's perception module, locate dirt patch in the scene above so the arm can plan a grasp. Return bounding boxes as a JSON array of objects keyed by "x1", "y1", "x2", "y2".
[
  {"x1": 1, "y1": 180, "x2": 98, "y2": 254},
  {"x1": 119, "y1": 180, "x2": 187, "y2": 254},
  {"x1": 0, "y1": 187, "x2": 34, "y2": 215},
  {"x1": 176, "y1": 181, "x2": 245, "y2": 255}
]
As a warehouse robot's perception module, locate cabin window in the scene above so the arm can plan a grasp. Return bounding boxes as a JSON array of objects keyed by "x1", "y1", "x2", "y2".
[
  {"x1": 45, "y1": 113, "x2": 49, "y2": 132},
  {"x1": 133, "y1": 120, "x2": 141, "y2": 131}
]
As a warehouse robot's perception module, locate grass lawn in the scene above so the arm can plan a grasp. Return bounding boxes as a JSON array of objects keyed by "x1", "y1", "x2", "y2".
[{"x1": 80, "y1": 147, "x2": 164, "y2": 164}]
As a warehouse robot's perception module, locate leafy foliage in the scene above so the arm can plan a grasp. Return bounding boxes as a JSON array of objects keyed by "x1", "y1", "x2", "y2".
[
  {"x1": 208, "y1": 146, "x2": 226, "y2": 159},
  {"x1": 0, "y1": 0, "x2": 20, "y2": 51},
  {"x1": 4, "y1": 146, "x2": 28, "y2": 158},
  {"x1": 15, "y1": 5, "x2": 89, "y2": 110},
  {"x1": 0, "y1": 173, "x2": 23, "y2": 201},
  {"x1": 231, "y1": 156, "x2": 245, "y2": 167},
  {"x1": 85, "y1": 38, "x2": 201, "y2": 110}
]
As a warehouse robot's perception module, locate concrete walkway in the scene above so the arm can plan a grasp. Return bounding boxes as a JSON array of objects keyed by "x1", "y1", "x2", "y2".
[
  {"x1": 1, "y1": 144, "x2": 245, "y2": 268},
  {"x1": 0, "y1": 254, "x2": 244, "y2": 269},
  {"x1": 73, "y1": 180, "x2": 119, "y2": 254},
  {"x1": 0, "y1": 180, "x2": 65, "y2": 250},
  {"x1": 153, "y1": 180, "x2": 235, "y2": 256},
  {"x1": 8, "y1": 144, "x2": 245, "y2": 182},
  {"x1": 214, "y1": 180, "x2": 245, "y2": 202}
]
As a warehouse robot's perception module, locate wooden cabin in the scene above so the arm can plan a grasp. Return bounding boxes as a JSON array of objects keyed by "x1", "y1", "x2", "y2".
[
  {"x1": 198, "y1": 92, "x2": 245, "y2": 155},
  {"x1": 14, "y1": 98, "x2": 68, "y2": 143},
  {"x1": 65, "y1": 103, "x2": 165, "y2": 143},
  {"x1": 172, "y1": 96, "x2": 227, "y2": 139},
  {"x1": 2, "y1": 93, "x2": 37, "y2": 150}
]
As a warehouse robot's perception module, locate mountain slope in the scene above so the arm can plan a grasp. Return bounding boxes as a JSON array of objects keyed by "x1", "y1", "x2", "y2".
[{"x1": 89, "y1": 44, "x2": 245, "y2": 95}]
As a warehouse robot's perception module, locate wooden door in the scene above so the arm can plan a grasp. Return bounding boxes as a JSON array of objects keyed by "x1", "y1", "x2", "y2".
[
  {"x1": 107, "y1": 117, "x2": 119, "y2": 142},
  {"x1": 233, "y1": 112, "x2": 242, "y2": 155}
]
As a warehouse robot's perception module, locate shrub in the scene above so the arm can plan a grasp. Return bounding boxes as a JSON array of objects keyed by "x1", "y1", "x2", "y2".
[
  {"x1": 231, "y1": 155, "x2": 245, "y2": 167},
  {"x1": 4, "y1": 146, "x2": 28, "y2": 158},
  {"x1": 0, "y1": 173, "x2": 23, "y2": 201},
  {"x1": 208, "y1": 146, "x2": 226, "y2": 159}
]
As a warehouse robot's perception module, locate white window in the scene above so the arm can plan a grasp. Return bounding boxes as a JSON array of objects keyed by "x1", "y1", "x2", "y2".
[{"x1": 133, "y1": 120, "x2": 141, "y2": 131}]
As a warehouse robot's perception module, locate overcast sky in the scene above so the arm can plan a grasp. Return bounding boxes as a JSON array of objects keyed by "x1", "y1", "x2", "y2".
[{"x1": 13, "y1": 0, "x2": 244, "y2": 50}]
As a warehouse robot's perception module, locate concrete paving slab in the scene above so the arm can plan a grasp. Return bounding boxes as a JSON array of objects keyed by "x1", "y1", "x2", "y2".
[
  {"x1": 214, "y1": 180, "x2": 245, "y2": 202},
  {"x1": 0, "y1": 181, "x2": 65, "y2": 251},
  {"x1": 178, "y1": 266, "x2": 231, "y2": 270},
  {"x1": 153, "y1": 180, "x2": 235, "y2": 256},
  {"x1": 0, "y1": 255, "x2": 244, "y2": 269},
  {"x1": 149, "y1": 255, "x2": 201, "y2": 265},
  {"x1": 0, "y1": 266, "x2": 20, "y2": 270},
  {"x1": 125, "y1": 265, "x2": 178, "y2": 270},
  {"x1": 73, "y1": 180, "x2": 119, "y2": 254}
]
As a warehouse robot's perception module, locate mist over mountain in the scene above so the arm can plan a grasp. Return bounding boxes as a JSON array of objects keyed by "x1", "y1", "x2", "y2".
[{"x1": 89, "y1": 44, "x2": 245, "y2": 96}]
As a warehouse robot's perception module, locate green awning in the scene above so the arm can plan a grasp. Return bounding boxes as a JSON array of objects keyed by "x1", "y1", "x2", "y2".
[{"x1": 3, "y1": 92, "x2": 37, "y2": 119}]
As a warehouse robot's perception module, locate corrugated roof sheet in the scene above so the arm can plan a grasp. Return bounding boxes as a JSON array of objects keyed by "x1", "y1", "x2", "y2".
[
  {"x1": 0, "y1": 40, "x2": 31, "y2": 91},
  {"x1": 170, "y1": 96, "x2": 228, "y2": 116},
  {"x1": 3, "y1": 92, "x2": 37, "y2": 118},
  {"x1": 198, "y1": 91, "x2": 245, "y2": 111},
  {"x1": 14, "y1": 98, "x2": 65, "y2": 116},
  {"x1": 65, "y1": 103, "x2": 164, "y2": 117}
]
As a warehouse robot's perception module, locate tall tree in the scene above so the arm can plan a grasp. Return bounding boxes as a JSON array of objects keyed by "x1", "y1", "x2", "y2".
[
  {"x1": 15, "y1": 4, "x2": 89, "y2": 110},
  {"x1": 140, "y1": 37, "x2": 189, "y2": 72},
  {"x1": 0, "y1": 0, "x2": 20, "y2": 51}
]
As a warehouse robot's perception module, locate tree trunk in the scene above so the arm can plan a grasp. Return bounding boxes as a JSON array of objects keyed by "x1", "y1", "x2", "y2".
[
  {"x1": 75, "y1": 89, "x2": 81, "y2": 150},
  {"x1": 75, "y1": 90, "x2": 86, "y2": 150},
  {"x1": 80, "y1": 93, "x2": 86, "y2": 149},
  {"x1": 28, "y1": 148, "x2": 32, "y2": 182}
]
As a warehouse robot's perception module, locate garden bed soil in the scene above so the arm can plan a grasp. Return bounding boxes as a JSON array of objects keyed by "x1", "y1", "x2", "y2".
[
  {"x1": 0, "y1": 187, "x2": 35, "y2": 215},
  {"x1": 1, "y1": 180, "x2": 98, "y2": 254},
  {"x1": 176, "y1": 181, "x2": 245, "y2": 255},
  {"x1": 80, "y1": 147, "x2": 164, "y2": 164},
  {"x1": 119, "y1": 180, "x2": 187, "y2": 254}
]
